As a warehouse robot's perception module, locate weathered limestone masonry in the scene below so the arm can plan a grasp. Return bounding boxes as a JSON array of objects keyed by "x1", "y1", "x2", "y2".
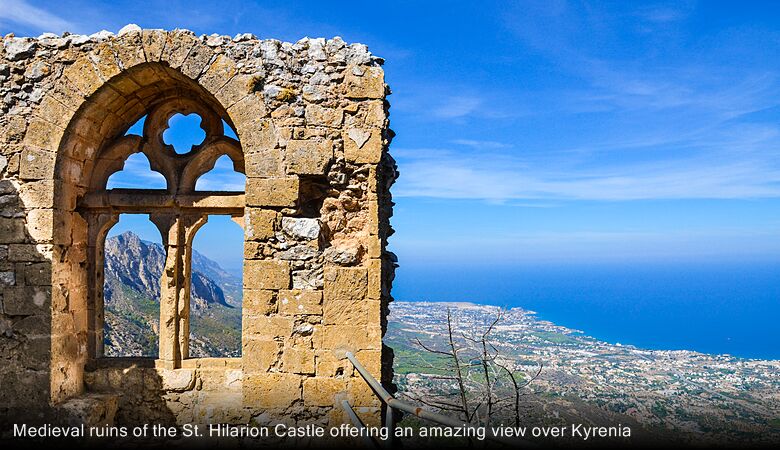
[{"x1": 0, "y1": 25, "x2": 397, "y2": 433}]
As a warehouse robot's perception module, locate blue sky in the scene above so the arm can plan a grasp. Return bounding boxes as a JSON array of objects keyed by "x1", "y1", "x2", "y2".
[{"x1": 5, "y1": 0, "x2": 780, "y2": 269}]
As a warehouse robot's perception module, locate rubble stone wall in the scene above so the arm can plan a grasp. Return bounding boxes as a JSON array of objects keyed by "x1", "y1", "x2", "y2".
[{"x1": 0, "y1": 25, "x2": 396, "y2": 430}]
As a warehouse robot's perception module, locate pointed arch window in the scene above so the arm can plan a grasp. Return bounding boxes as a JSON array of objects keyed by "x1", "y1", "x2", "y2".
[{"x1": 79, "y1": 97, "x2": 245, "y2": 366}]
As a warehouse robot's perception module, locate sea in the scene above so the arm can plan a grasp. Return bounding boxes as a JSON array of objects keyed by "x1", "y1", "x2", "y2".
[{"x1": 391, "y1": 261, "x2": 780, "y2": 360}]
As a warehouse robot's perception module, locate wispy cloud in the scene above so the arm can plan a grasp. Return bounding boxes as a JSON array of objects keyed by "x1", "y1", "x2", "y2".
[
  {"x1": 392, "y1": 83, "x2": 524, "y2": 122},
  {"x1": 393, "y1": 144, "x2": 780, "y2": 201},
  {"x1": 0, "y1": 0, "x2": 75, "y2": 34},
  {"x1": 387, "y1": 0, "x2": 776, "y2": 203},
  {"x1": 636, "y1": 6, "x2": 688, "y2": 24},
  {"x1": 430, "y1": 95, "x2": 482, "y2": 119},
  {"x1": 393, "y1": 225, "x2": 780, "y2": 264},
  {"x1": 499, "y1": 0, "x2": 780, "y2": 120},
  {"x1": 451, "y1": 139, "x2": 511, "y2": 149}
]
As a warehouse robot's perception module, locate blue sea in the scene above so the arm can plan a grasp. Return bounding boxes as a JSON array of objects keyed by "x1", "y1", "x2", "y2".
[{"x1": 392, "y1": 261, "x2": 780, "y2": 360}]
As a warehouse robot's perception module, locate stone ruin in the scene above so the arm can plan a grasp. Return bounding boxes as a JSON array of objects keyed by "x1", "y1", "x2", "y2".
[{"x1": 0, "y1": 25, "x2": 396, "y2": 433}]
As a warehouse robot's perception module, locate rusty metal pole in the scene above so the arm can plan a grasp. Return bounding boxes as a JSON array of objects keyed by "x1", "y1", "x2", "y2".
[{"x1": 344, "y1": 351, "x2": 534, "y2": 448}]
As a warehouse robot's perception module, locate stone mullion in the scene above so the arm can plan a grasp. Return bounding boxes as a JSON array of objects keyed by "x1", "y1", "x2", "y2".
[
  {"x1": 85, "y1": 212, "x2": 118, "y2": 358},
  {"x1": 150, "y1": 213, "x2": 183, "y2": 366},
  {"x1": 150, "y1": 211, "x2": 210, "y2": 366},
  {"x1": 179, "y1": 214, "x2": 209, "y2": 360}
]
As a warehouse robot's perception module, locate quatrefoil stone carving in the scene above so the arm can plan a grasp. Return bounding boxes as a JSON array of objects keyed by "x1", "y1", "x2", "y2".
[{"x1": 90, "y1": 98, "x2": 245, "y2": 194}]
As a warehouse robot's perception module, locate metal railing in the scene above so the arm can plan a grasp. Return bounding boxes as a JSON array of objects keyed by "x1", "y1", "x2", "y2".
[{"x1": 341, "y1": 351, "x2": 533, "y2": 448}]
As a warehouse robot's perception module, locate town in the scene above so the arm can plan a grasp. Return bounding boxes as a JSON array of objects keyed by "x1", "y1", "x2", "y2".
[{"x1": 386, "y1": 302, "x2": 780, "y2": 446}]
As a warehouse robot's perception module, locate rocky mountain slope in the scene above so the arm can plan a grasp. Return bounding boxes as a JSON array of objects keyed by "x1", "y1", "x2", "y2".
[{"x1": 103, "y1": 231, "x2": 242, "y2": 357}]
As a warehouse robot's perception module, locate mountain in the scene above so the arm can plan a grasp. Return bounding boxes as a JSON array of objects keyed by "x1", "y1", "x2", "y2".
[{"x1": 103, "y1": 231, "x2": 242, "y2": 358}]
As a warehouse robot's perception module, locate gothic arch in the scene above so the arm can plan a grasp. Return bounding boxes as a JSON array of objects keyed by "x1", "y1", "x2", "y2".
[
  {"x1": 35, "y1": 34, "x2": 266, "y2": 403},
  {"x1": 6, "y1": 29, "x2": 392, "y2": 428}
]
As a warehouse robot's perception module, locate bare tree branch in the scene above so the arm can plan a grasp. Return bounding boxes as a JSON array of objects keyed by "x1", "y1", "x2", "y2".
[{"x1": 410, "y1": 307, "x2": 543, "y2": 427}]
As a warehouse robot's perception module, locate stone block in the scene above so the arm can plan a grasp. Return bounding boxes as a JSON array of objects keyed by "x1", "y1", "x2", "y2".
[
  {"x1": 181, "y1": 42, "x2": 215, "y2": 79},
  {"x1": 24, "y1": 262, "x2": 51, "y2": 286},
  {"x1": 243, "y1": 373, "x2": 301, "y2": 408},
  {"x1": 243, "y1": 315, "x2": 293, "y2": 340},
  {"x1": 244, "y1": 259, "x2": 290, "y2": 290},
  {"x1": 314, "y1": 324, "x2": 381, "y2": 351},
  {"x1": 246, "y1": 177, "x2": 299, "y2": 207},
  {"x1": 355, "y1": 349, "x2": 383, "y2": 380},
  {"x1": 367, "y1": 258, "x2": 382, "y2": 300},
  {"x1": 245, "y1": 208, "x2": 277, "y2": 241},
  {"x1": 285, "y1": 139, "x2": 333, "y2": 175},
  {"x1": 141, "y1": 29, "x2": 166, "y2": 61},
  {"x1": 344, "y1": 128, "x2": 382, "y2": 164},
  {"x1": 0, "y1": 218, "x2": 26, "y2": 243},
  {"x1": 278, "y1": 289, "x2": 323, "y2": 316},
  {"x1": 12, "y1": 314, "x2": 49, "y2": 335},
  {"x1": 327, "y1": 407, "x2": 350, "y2": 428},
  {"x1": 243, "y1": 241, "x2": 265, "y2": 260},
  {"x1": 348, "y1": 380, "x2": 381, "y2": 407},
  {"x1": 0, "y1": 115, "x2": 27, "y2": 144},
  {"x1": 227, "y1": 95, "x2": 273, "y2": 149},
  {"x1": 18, "y1": 180, "x2": 55, "y2": 208},
  {"x1": 158, "y1": 369, "x2": 196, "y2": 392},
  {"x1": 111, "y1": 33, "x2": 146, "y2": 69},
  {"x1": 292, "y1": 269, "x2": 323, "y2": 290},
  {"x1": 245, "y1": 147, "x2": 283, "y2": 178},
  {"x1": 323, "y1": 267, "x2": 372, "y2": 324},
  {"x1": 0, "y1": 271, "x2": 14, "y2": 287},
  {"x1": 56, "y1": 157, "x2": 85, "y2": 187},
  {"x1": 49, "y1": 79, "x2": 85, "y2": 112},
  {"x1": 36, "y1": 96, "x2": 74, "y2": 130},
  {"x1": 26, "y1": 208, "x2": 55, "y2": 243},
  {"x1": 303, "y1": 377, "x2": 347, "y2": 407},
  {"x1": 161, "y1": 31, "x2": 197, "y2": 69},
  {"x1": 215, "y1": 74, "x2": 254, "y2": 109},
  {"x1": 19, "y1": 146, "x2": 55, "y2": 180},
  {"x1": 279, "y1": 245, "x2": 318, "y2": 261},
  {"x1": 63, "y1": 56, "x2": 103, "y2": 96},
  {"x1": 281, "y1": 217, "x2": 320, "y2": 240},
  {"x1": 0, "y1": 369, "x2": 49, "y2": 407},
  {"x1": 315, "y1": 350, "x2": 352, "y2": 377},
  {"x1": 368, "y1": 198, "x2": 380, "y2": 235},
  {"x1": 91, "y1": 43, "x2": 122, "y2": 79},
  {"x1": 367, "y1": 236, "x2": 381, "y2": 259},
  {"x1": 281, "y1": 347, "x2": 315, "y2": 375},
  {"x1": 345, "y1": 66, "x2": 385, "y2": 99},
  {"x1": 362, "y1": 100, "x2": 386, "y2": 128},
  {"x1": 322, "y1": 240, "x2": 363, "y2": 265},
  {"x1": 243, "y1": 289, "x2": 277, "y2": 316},
  {"x1": 305, "y1": 104, "x2": 343, "y2": 128},
  {"x1": 102, "y1": 74, "x2": 139, "y2": 98},
  {"x1": 242, "y1": 339, "x2": 280, "y2": 372},
  {"x1": 3, "y1": 286, "x2": 51, "y2": 315},
  {"x1": 199, "y1": 53, "x2": 238, "y2": 93},
  {"x1": 3, "y1": 38, "x2": 36, "y2": 61}
]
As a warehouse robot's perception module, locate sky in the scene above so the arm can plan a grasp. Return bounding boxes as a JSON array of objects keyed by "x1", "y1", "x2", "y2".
[{"x1": 5, "y1": 0, "x2": 780, "y2": 270}]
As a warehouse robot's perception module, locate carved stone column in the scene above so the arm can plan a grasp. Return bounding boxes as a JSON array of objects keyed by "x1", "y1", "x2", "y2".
[
  {"x1": 151, "y1": 212, "x2": 207, "y2": 366},
  {"x1": 85, "y1": 212, "x2": 118, "y2": 358},
  {"x1": 180, "y1": 214, "x2": 208, "y2": 360}
]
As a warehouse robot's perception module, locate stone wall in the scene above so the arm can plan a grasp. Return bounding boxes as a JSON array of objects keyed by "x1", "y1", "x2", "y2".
[{"x1": 0, "y1": 25, "x2": 396, "y2": 432}]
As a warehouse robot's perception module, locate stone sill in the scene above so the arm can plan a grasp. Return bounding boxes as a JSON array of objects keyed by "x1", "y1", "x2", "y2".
[{"x1": 86, "y1": 357, "x2": 241, "y2": 371}]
